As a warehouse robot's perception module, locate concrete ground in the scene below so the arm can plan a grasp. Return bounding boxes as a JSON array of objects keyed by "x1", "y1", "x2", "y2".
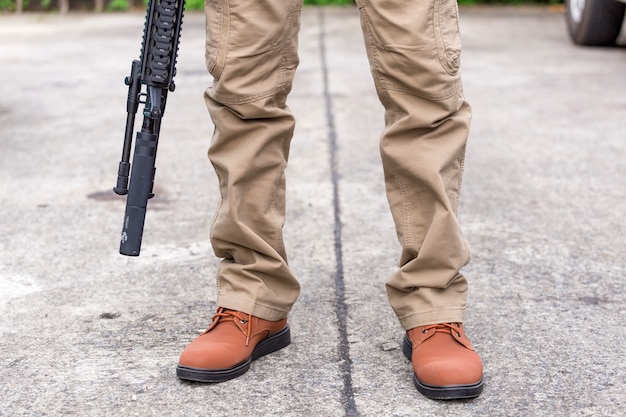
[{"x1": 1, "y1": 5, "x2": 625, "y2": 417}]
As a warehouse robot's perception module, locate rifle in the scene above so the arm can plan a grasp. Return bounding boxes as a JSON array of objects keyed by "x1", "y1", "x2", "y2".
[{"x1": 113, "y1": 0, "x2": 185, "y2": 256}]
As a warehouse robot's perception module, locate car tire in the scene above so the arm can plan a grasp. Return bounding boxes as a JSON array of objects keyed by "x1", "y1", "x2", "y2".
[{"x1": 565, "y1": 0, "x2": 626, "y2": 45}]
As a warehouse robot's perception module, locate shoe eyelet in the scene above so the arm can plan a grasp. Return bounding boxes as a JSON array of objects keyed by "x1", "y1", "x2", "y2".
[{"x1": 422, "y1": 329, "x2": 428, "y2": 334}]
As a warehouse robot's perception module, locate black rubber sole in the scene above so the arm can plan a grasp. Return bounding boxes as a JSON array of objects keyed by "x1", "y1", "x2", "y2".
[
  {"x1": 402, "y1": 334, "x2": 484, "y2": 400},
  {"x1": 176, "y1": 325, "x2": 291, "y2": 383}
]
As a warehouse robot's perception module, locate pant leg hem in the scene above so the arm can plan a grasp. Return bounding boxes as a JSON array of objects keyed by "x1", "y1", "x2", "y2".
[
  {"x1": 398, "y1": 308, "x2": 465, "y2": 331},
  {"x1": 217, "y1": 294, "x2": 291, "y2": 321}
]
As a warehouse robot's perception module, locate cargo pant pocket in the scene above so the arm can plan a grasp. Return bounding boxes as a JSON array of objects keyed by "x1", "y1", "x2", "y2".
[
  {"x1": 433, "y1": 0, "x2": 462, "y2": 76},
  {"x1": 204, "y1": 0, "x2": 302, "y2": 103},
  {"x1": 205, "y1": 0, "x2": 228, "y2": 80},
  {"x1": 357, "y1": 0, "x2": 463, "y2": 100}
]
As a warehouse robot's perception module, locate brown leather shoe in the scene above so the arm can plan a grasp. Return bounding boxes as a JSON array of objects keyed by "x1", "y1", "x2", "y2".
[
  {"x1": 403, "y1": 323, "x2": 483, "y2": 400},
  {"x1": 176, "y1": 308, "x2": 290, "y2": 382}
]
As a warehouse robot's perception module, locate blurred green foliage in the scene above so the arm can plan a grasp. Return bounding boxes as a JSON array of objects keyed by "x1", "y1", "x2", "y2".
[
  {"x1": 106, "y1": 0, "x2": 128, "y2": 10},
  {"x1": 0, "y1": 0, "x2": 23, "y2": 11},
  {"x1": 185, "y1": 0, "x2": 202, "y2": 10}
]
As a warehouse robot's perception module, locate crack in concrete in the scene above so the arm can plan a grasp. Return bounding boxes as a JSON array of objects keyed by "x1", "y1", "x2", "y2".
[{"x1": 318, "y1": 7, "x2": 359, "y2": 417}]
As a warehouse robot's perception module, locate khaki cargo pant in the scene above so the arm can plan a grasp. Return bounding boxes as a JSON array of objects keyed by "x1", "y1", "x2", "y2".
[{"x1": 205, "y1": 0, "x2": 472, "y2": 330}]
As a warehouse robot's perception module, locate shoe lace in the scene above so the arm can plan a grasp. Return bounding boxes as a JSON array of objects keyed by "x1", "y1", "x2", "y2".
[
  {"x1": 212, "y1": 308, "x2": 253, "y2": 346},
  {"x1": 421, "y1": 323, "x2": 462, "y2": 338}
]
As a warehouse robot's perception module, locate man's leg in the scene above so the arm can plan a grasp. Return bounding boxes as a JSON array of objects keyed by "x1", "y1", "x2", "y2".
[
  {"x1": 356, "y1": 0, "x2": 483, "y2": 399},
  {"x1": 177, "y1": 0, "x2": 303, "y2": 382}
]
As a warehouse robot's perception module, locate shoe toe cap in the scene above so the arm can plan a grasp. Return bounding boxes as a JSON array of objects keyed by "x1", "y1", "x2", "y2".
[
  {"x1": 178, "y1": 339, "x2": 247, "y2": 370},
  {"x1": 415, "y1": 353, "x2": 483, "y2": 387}
]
